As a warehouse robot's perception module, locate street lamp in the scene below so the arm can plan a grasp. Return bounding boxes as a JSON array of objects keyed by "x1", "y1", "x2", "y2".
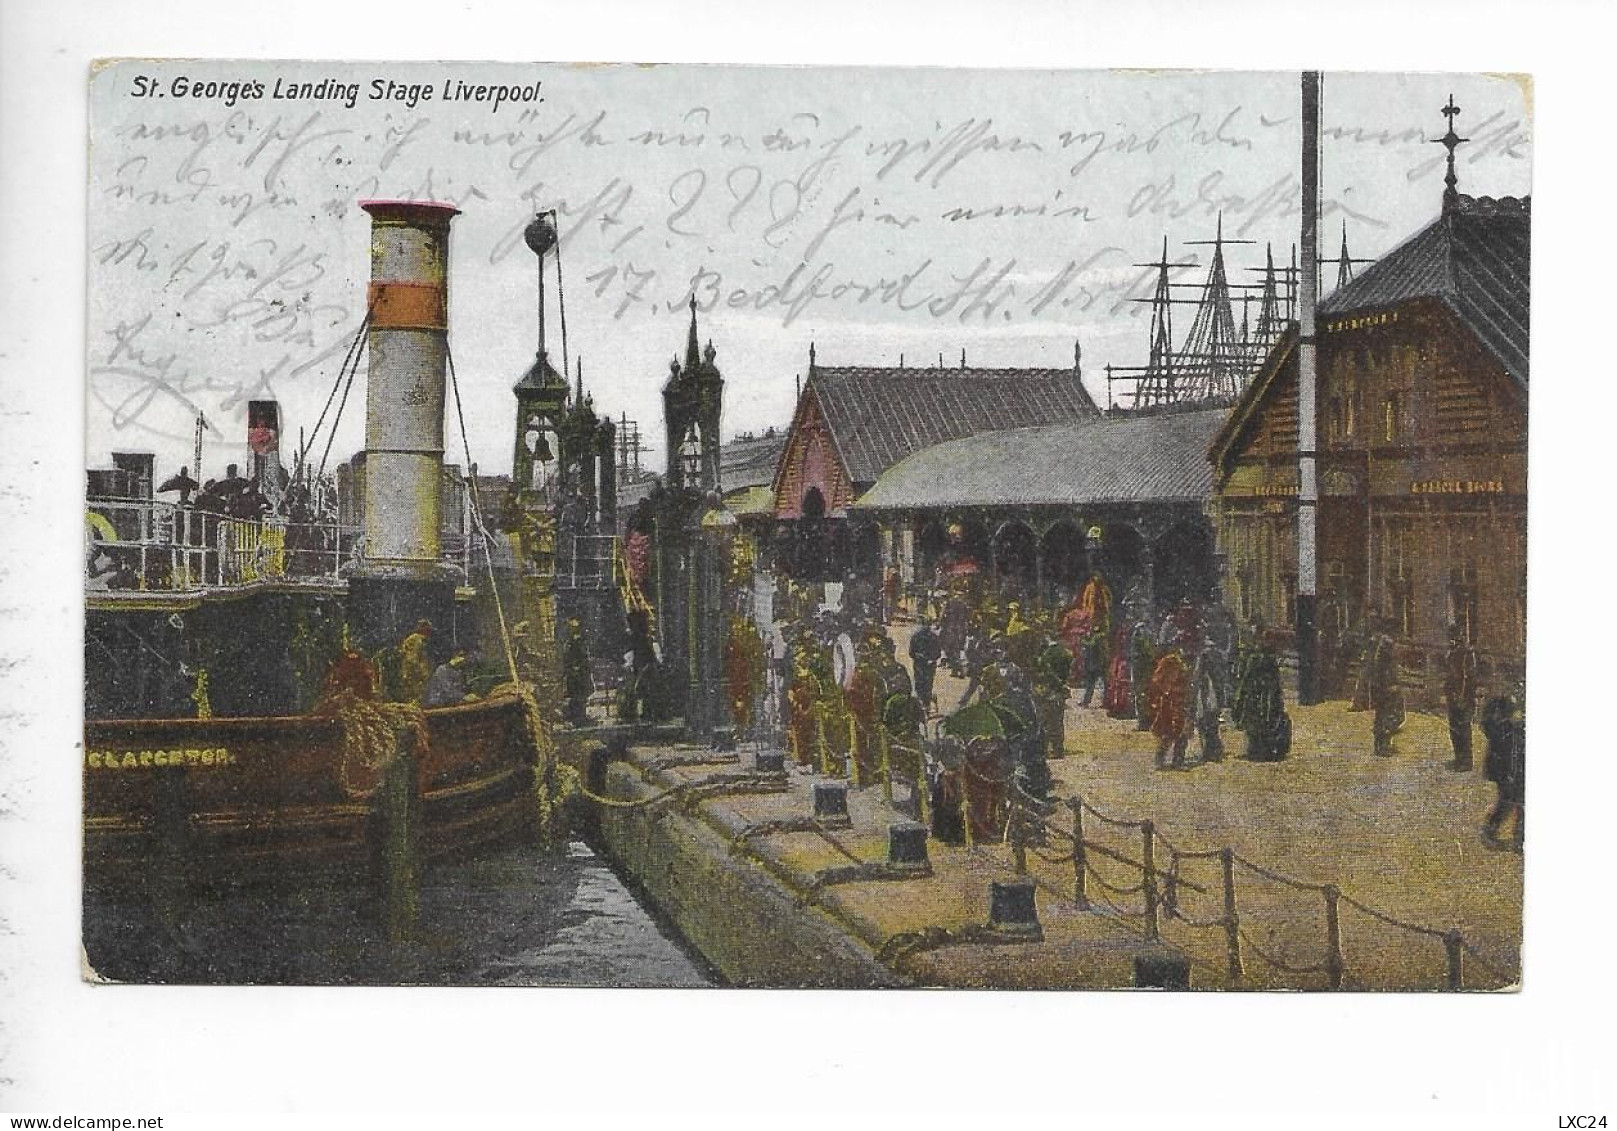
[{"x1": 689, "y1": 497, "x2": 738, "y2": 742}]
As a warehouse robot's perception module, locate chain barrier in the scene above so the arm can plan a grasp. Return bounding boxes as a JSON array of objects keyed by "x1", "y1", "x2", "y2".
[
  {"x1": 1236, "y1": 926, "x2": 1333, "y2": 977},
  {"x1": 1039, "y1": 793, "x2": 1506, "y2": 989}
]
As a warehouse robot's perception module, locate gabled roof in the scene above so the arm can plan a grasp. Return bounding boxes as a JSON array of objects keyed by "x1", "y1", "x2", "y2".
[
  {"x1": 1319, "y1": 195, "x2": 1529, "y2": 387},
  {"x1": 1208, "y1": 326, "x2": 1298, "y2": 473},
  {"x1": 856, "y1": 407, "x2": 1225, "y2": 512},
  {"x1": 806, "y1": 364, "x2": 1100, "y2": 485},
  {"x1": 513, "y1": 351, "x2": 567, "y2": 393},
  {"x1": 721, "y1": 430, "x2": 789, "y2": 493}
]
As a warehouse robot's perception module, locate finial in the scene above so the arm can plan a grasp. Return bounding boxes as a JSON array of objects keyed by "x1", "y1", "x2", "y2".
[
  {"x1": 575, "y1": 356, "x2": 584, "y2": 403},
  {"x1": 685, "y1": 296, "x2": 701, "y2": 370},
  {"x1": 1074, "y1": 337, "x2": 1082, "y2": 372},
  {"x1": 809, "y1": 341, "x2": 817, "y2": 370},
  {"x1": 1434, "y1": 93, "x2": 1469, "y2": 215},
  {"x1": 703, "y1": 339, "x2": 716, "y2": 366},
  {"x1": 960, "y1": 348, "x2": 967, "y2": 369}
]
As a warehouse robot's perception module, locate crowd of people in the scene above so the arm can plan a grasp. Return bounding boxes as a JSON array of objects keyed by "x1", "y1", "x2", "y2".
[{"x1": 746, "y1": 563, "x2": 1307, "y2": 845}]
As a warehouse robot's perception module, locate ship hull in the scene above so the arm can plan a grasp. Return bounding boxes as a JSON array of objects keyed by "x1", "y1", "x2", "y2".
[{"x1": 83, "y1": 696, "x2": 537, "y2": 882}]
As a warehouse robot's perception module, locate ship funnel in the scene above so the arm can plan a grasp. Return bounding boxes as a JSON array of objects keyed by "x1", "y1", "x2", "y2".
[{"x1": 357, "y1": 200, "x2": 461, "y2": 572}]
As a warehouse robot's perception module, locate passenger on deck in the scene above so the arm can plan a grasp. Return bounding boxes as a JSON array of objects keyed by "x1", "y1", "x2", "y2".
[
  {"x1": 158, "y1": 466, "x2": 200, "y2": 507},
  {"x1": 399, "y1": 620, "x2": 434, "y2": 705},
  {"x1": 319, "y1": 645, "x2": 379, "y2": 703},
  {"x1": 425, "y1": 648, "x2": 473, "y2": 708}
]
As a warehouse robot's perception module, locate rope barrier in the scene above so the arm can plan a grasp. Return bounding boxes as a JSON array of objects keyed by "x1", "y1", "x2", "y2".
[
  {"x1": 1230, "y1": 852, "x2": 1330, "y2": 894},
  {"x1": 576, "y1": 781, "x2": 686, "y2": 809},
  {"x1": 1078, "y1": 797, "x2": 1149, "y2": 830},
  {"x1": 1237, "y1": 926, "x2": 1331, "y2": 976},
  {"x1": 1084, "y1": 860, "x2": 1147, "y2": 897},
  {"x1": 1335, "y1": 891, "x2": 1450, "y2": 939}
]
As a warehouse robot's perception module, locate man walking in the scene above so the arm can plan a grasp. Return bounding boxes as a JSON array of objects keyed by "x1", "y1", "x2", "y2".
[
  {"x1": 1368, "y1": 619, "x2": 1402, "y2": 757},
  {"x1": 1147, "y1": 635, "x2": 1193, "y2": 771},
  {"x1": 1444, "y1": 623, "x2": 1480, "y2": 771},
  {"x1": 908, "y1": 615, "x2": 942, "y2": 714},
  {"x1": 563, "y1": 618, "x2": 594, "y2": 726},
  {"x1": 1074, "y1": 569, "x2": 1112, "y2": 708},
  {"x1": 1481, "y1": 690, "x2": 1525, "y2": 851}
]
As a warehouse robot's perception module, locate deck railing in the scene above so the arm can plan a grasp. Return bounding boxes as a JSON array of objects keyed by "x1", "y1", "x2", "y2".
[{"x1": 86, "y1": 496, "x2": 365, "y2": 594}]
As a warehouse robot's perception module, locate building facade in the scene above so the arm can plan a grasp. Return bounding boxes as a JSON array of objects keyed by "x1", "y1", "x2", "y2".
[
  {"x1": 1210, "y1": 193, "x2": 1528, "y2": 701},
  {"x1": 770, "y1": 348, "x2": 1099, "y2": 581}
]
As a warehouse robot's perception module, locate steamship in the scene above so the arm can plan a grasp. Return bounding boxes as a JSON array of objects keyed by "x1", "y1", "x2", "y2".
[{"x1": 84, "y1": 202, "x2": 542, "y2": 878}]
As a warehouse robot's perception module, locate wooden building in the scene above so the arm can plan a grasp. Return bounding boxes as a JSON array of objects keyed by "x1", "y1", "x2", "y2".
[
  {"x1": 1209, "y1": 191, "x2": 1529, "y2": 700},
  {"x1": 769, "y1": 347, "x2": 1099, "y2": 579}
]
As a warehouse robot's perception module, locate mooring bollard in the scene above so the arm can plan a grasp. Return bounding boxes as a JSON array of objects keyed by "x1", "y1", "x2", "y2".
[
  {"x1": 987, "y1": 878, "x2": 1042, "y2": 939},
  {"x1": 888, "y1": 821, "x2": 929, "y2": 868},
  {"x1": 813, "y1": 780, "x2": 851, "y2": 829},
  {"x1": 755, "y1": 748, "x2": 786, "y2": 775},
  {"x1": 1134, "y1": 942, "x2": 1191, "y2": 989}
]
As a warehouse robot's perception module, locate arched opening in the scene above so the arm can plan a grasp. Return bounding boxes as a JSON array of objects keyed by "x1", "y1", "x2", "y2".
[
  {"x1": 1152, "y1": 519, "x2": 1216, "y2": 610},
  {"x1": 1040, "y1": 520, "x2": 1088, "y2": 601},
  {"x1": 790, "y1": 486, "x2": 831, "y2": 580},
  {"x1": 800, "y1": 486, "x2": 826, "y2": 520},
  {"x1": 990, "y1": 521, "x2": 1038, "y2": 598},
  {"x1": 1093, "y1": 522, "x2": 1146, "y2": 606},
  {"x1": 916, "y1": 518, "x2": 950, "y2": 590}
]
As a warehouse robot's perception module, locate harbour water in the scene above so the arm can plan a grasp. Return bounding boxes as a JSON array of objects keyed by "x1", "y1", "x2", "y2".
[{"x1": 83, "y1": 840, "x2": 715, "y2": 987}]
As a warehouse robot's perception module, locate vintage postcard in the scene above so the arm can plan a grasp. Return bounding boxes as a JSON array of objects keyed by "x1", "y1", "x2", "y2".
[{"x1": 83, "y1": 61, "x2": 1529, "y2": 990}]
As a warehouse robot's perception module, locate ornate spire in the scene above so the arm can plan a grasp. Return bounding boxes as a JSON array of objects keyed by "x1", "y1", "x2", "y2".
[
  {"x1": 1337, "y1": 220, "x2": 1354, "y2": 289},
  {"x1": 1434, "y1": 93, "x2": 1469, "y2": 215},
  {"x1": 685, "y1": 295, "x2": 701, "y2": 373}
]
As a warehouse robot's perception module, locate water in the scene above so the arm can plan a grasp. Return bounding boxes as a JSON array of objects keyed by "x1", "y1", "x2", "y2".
[{"x1": 83, "y1": 840, "x2": 715, "y2": 987}]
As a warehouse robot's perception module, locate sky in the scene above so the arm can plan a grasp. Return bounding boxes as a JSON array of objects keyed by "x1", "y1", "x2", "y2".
[{"x1": 85, "y1": 63, "x2": 1532, "y2": 483}]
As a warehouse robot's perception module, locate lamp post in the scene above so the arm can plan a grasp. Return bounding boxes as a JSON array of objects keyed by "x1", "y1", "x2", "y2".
[{"x1": 688, "y1": 496, "x2": 738, "y2": 741}]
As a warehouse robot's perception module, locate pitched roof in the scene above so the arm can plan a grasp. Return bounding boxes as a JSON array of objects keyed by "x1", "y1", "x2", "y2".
[
  {"x1": 1208, "y1": 326, "x2": 1298, "y2": 473},
  {"x1": 512, "y1": 351, "x2": 567, "y2": 393},
  {"x1": 720, "y1": 430, "x2": 788, "y2": 493},
  {"x1": 807, "y1": 364, "x2": 1099, "y2": 485},
  {"x1": 855, "y1": 406, "x2": 1225, "y2": 512},
  {"x1": 1319, "y1": 195, "x2": 1530, "y2": 386}
]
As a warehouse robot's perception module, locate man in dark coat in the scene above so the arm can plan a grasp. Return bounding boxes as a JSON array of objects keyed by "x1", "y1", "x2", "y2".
[
  {"x1": 1234, "y1": 629, "x2": 1289, "y2": 762},
  {"x1": 1481, "y1": 692, "x2": 1524, "y2": 851},
  {"x1": 1368, "y1": 620, "x2": 1402, "y2": 757},
  {"x1": 1444, "y1": 623, "x2": 1480, "y2": 771},
  {"x1": 908, "y1": 616, "x2": 942, "y2": 713},
  {"x1": 562, "y1": 618, "x2": 594, "y2": 725}
]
